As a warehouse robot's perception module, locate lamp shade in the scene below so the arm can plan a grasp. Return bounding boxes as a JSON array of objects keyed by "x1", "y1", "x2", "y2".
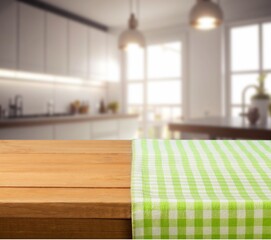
[
  {"x1": 190, "y1": 0, "x2": 223, "y2": 30},
  {"x1": 119, "y1": 13, "x2": 145, "y2": 50}
]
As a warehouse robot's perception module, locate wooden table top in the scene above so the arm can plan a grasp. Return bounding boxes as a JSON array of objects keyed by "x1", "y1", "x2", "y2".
[{"x1": 0, "y1": 140, "x2": 131, "y2": 219}]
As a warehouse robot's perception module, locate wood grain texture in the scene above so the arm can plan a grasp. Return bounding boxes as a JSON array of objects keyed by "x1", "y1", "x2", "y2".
[
  {"x1": 0, "y1": 140, "x2": 131, "y2": 154},
  {"x1": 0, "y1": 140, "x2": 132, "y2": 238},
  {"x1": 0, "y1": 218, "x2": 132, "y2": 239}
]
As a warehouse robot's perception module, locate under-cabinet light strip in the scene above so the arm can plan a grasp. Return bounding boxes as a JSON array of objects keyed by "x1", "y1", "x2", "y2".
[{"x1": 0, "y1": 69, "x2": 106, "y2": 87}]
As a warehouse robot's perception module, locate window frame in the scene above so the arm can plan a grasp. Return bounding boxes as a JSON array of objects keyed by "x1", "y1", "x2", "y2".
[
  {"x1": 225, "y1": 17, "x2": 271, "y2": 117},
  {"x1": 121, "y1": 33, "x2": 188, "y2": 137}
]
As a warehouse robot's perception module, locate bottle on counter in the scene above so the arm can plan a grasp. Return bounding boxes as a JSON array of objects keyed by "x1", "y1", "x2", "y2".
[
  {"x1": 0, "y1": 105, "x2": 6, "y2": 119},
  {"x1": 99, "y1": 99, "x2": 107, "y2": 114},
  {"x1": 47, "y1": 100, "x2": 54, "y2": 116}
]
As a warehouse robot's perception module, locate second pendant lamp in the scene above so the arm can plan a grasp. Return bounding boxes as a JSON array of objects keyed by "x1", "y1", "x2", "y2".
[
  {"x1": 190, "y1": 0, "x2": 223, "y2": 30},
  {"x1": 119, "y1": 0, "x2": 145, "y2": 50}
]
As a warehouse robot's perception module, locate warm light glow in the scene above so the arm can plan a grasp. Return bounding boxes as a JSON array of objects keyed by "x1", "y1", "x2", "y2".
[
  {"x1": 195, "y1": 16, "x2": 217, "y2": 30},
  {"x1": 54, "y1": 76, "x2": 83, "y2": 85},
  {"x1": 195, "y1": 17, "x2": 217, "y2": 30},
  {"x1": 0, "y1": 69, "x2": 83, "y2": 85},
  {"x1": 125, "y1": 43, "x2": 142, "y2": 52},
  {"x1": 16, "y1": 72, "x2": 55, "y2": 82}
]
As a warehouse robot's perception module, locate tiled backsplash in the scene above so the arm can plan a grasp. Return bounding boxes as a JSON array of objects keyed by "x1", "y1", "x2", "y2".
[{"x1": 0, "y1": 78, "x2": 107, "y2": 115}]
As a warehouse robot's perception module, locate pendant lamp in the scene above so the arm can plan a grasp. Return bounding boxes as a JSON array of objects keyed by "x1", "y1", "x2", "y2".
[
  {"x1": 190, "y1": 0, "x2": 223, "y2": 30},
  {"x1": 119, "y1": 0, "x2": 145, "y2": 50}
]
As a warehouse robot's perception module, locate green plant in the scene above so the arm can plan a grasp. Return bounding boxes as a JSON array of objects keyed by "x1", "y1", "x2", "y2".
[
  {"x1": 107, "y1": 101, "x2": 119, "y2": 113},
  {"x1": 252, "y1": 73, "x2": 270, "y2": 100}
]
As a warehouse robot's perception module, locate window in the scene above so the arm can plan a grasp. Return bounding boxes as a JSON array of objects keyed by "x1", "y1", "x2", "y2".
[
  {"x1": 125, "y1": 41, "x2": 182, "y2": 138},
  {"x1": 229, "y1": 22, "x2": 271, "y2": 117}
]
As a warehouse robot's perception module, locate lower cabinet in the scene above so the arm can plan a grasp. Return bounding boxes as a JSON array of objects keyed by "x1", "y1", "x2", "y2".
[
  {"x1": 0, "y1": 125, "x2": 53, "y2": 140},
  {"x1": 54, "y1": 122, "x2": 90, "y2": 140},
  {"x1": 0, "y1": 117, "x2": 138, "y2": 140},
  {"x1": 91, "y1": 120, "x2": 119, "y2": 140},
  {"x1": 118, "y1": 119, "x2": 138, "y2": 140}
]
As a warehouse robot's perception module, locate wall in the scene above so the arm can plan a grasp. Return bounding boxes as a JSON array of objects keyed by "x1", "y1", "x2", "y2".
[
  {"x1": 0, "y1": 79, "x2": 107, "y2": 115},
  {"x1": 188, "y1": 28, "x2": 222, "y2": 118}
]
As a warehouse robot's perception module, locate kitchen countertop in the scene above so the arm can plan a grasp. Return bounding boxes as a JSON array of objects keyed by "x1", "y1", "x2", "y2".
[
  {"x1": 0, "y1": 113, "x2": 138, "y2": 128},
  {"x1": 169, "y1": 116, "x2": 271, "y2": 140},
  {"x1": 0, "y1": 140, "x2": 132, "y2": 238}
]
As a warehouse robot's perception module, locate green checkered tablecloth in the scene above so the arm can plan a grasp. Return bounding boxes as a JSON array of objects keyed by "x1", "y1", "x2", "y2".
[{"x1": 131, "y1": 140, "x2": 271, "y2": 239}]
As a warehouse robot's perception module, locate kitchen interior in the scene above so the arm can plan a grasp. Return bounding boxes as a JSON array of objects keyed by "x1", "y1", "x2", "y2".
[{"x1": 0, "y1": 0, "x2": 271, "y2": 141}]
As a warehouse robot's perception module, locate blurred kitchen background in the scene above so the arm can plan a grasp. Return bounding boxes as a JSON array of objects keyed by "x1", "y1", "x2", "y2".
[{"x1": 0, "y1": 0, "x2": 271, "y2": 140}]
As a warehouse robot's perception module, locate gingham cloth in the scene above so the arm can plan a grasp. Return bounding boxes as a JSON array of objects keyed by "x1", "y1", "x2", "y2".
[{"x1": 131, "y1": 139, "x2": 271, "y2": 239}]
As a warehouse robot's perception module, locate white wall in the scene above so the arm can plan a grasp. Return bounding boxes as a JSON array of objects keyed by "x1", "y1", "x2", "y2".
[
  {"x1": 0, "y1": 79, "x2": 107, "y2": 115},
  {"x1": 188, "y1": 28, "x2": 222, "y2": 118}
]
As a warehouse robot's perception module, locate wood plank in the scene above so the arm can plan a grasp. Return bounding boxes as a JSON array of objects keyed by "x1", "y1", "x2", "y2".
[
  {"x1": 0, "y1": 154, "x2": 130, "y2": 188},
  {"x1": 0, "y1": 140, "x2": 133, "y2": 238},
  {"x1": 0, "y1": 231, "x2": 131, "y2": 239},
  {"x1": 0, "y1": 218, "x2": 132, "y2": 232},
  {"x1": 0, "y1": 140, "x2": 131, "y2": 154},
  {"x1": 0, "y1": 202, "x2": 130, "y2": 219},
  {"x1": 0, "y1": 218, "x2": 132, "y2": 239},
  {"x1": 0, "y1": 188, "x2": 130, "y2": 204}
]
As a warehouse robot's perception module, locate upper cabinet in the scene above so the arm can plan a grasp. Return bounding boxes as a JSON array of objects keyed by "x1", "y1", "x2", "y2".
[
  {"x1": 0, "y1": 0, "x2": 17, "y2": 69},
  {"x1": 18, "y1": 3, "x2": 45, "y2": 73},
  {"x1": 0, "y1": 2, "x2": 116, "y2": 82},
  {"x1": 107, "y1": 35, "x2": 120, "y2": 82},
  {"x1": 46, "y1": 13, "x2": 68, "y2": 75},
  {"x1": 89, "y1": 28, "x2": 107, "y2": 80},
  {"x1": 68, "y1": 20, "x2": 88, "y2": 78}
]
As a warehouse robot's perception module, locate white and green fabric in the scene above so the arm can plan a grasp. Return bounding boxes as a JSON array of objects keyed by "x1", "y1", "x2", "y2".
[{"x1": 131, "y1": 140, "x2": 271, "y2": 239}]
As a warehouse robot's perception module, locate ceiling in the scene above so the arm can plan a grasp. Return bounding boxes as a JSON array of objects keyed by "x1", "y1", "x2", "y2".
[
  {"x1": 39, "y1": 0, "x2": 194, "y2": 30},
  {"x1": 39, "y1": 0, "x2": 271, "y2": 31}
]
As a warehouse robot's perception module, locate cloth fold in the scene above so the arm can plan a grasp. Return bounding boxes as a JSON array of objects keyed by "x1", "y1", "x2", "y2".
[{"x1": 131, "y1": 139, "x2": 271, "y2": 239}]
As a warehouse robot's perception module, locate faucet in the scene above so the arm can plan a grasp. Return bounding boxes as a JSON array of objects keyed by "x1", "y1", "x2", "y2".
[
  {"x1": 241, "y1": 85, "x2": 258, "y2": 117},
  {"x1": 240, "y1": 85, "x2": 258, "y2": 125},
  {"x1": 9, "y1": 95, "x2": 23, "y2": 117}
]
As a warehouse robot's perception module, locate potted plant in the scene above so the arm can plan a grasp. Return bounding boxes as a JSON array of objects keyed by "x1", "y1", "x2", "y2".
[
  {"x1": 107, "y1": 101, "x2": 119, "y2": 114},
  {"x1": 251, "y1": 73, "x2": 270, "y2": 125}
]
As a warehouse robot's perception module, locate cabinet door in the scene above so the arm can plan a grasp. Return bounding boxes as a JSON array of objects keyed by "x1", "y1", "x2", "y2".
[
  {"x1": 89, "y1": 28, "x2": 107, "y2": 80},
  {"x1": 91, "y1": 120, "x2": 118, "y2": 139},
  {"x1": 18, "y1": 3, "x2": 45, "y2": 73},
  {"x1": 107, "y1": 35, "x2": 120, "y2": 82},
  {"x1": 118, "y1": 118, "x2": 138, "y2": 139},
  {"x1": 0, "y1": 126, "x2": 53, "y2": 140},
  {"x1": 46, "y1": 13, "x2": 68, "y2": 75},
  {"x1": 54, "y1": 122, "x2": 90, "y2": 140},
  {"x1": 68, "y1": 20, "x2": 88, "y2": 78},
  {"x1": 0, "y1": 0, "x2": 17, "y2": 69}
]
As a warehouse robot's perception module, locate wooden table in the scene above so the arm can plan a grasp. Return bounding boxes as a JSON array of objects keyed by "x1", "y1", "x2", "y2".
[
  {"x1": 169, "y1": 117, "x2": 271, "y2": 140},
  {"x1": 0, "y1": 140, "x2": 132, "y2": 239}
]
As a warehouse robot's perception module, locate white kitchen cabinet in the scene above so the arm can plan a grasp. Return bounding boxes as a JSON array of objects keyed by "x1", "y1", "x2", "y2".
[
  {"x1": 54, "y1": 122, "x2": 90, "y2": 140},
  {"x1": 107, "y1": 35, "x2": 120, "y2": 82},
  {"x1": 0, "y1": 125, "x2": 53, "y2": 140},
  {"x1": 91, "y1": 119, "x2": 119, "y2": 139},
  {"x1": 45, "y1": 13, "x2": 68, "y2": 75},
  {"x1": 68, "y1": 20, "x2": 88, "y2": 78},
  {"x1": 89, "y1": 28, "x2": 107, "y2": 80},
  {"x1": 0, "y1": 0, "x2": 17, "y2": 69},
  {"x1": 18, "y1": 3, "x2": 45, "y2": 72},
  {"x1": 118, "y1": 118, "x2": 138, "y2": 139}
]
